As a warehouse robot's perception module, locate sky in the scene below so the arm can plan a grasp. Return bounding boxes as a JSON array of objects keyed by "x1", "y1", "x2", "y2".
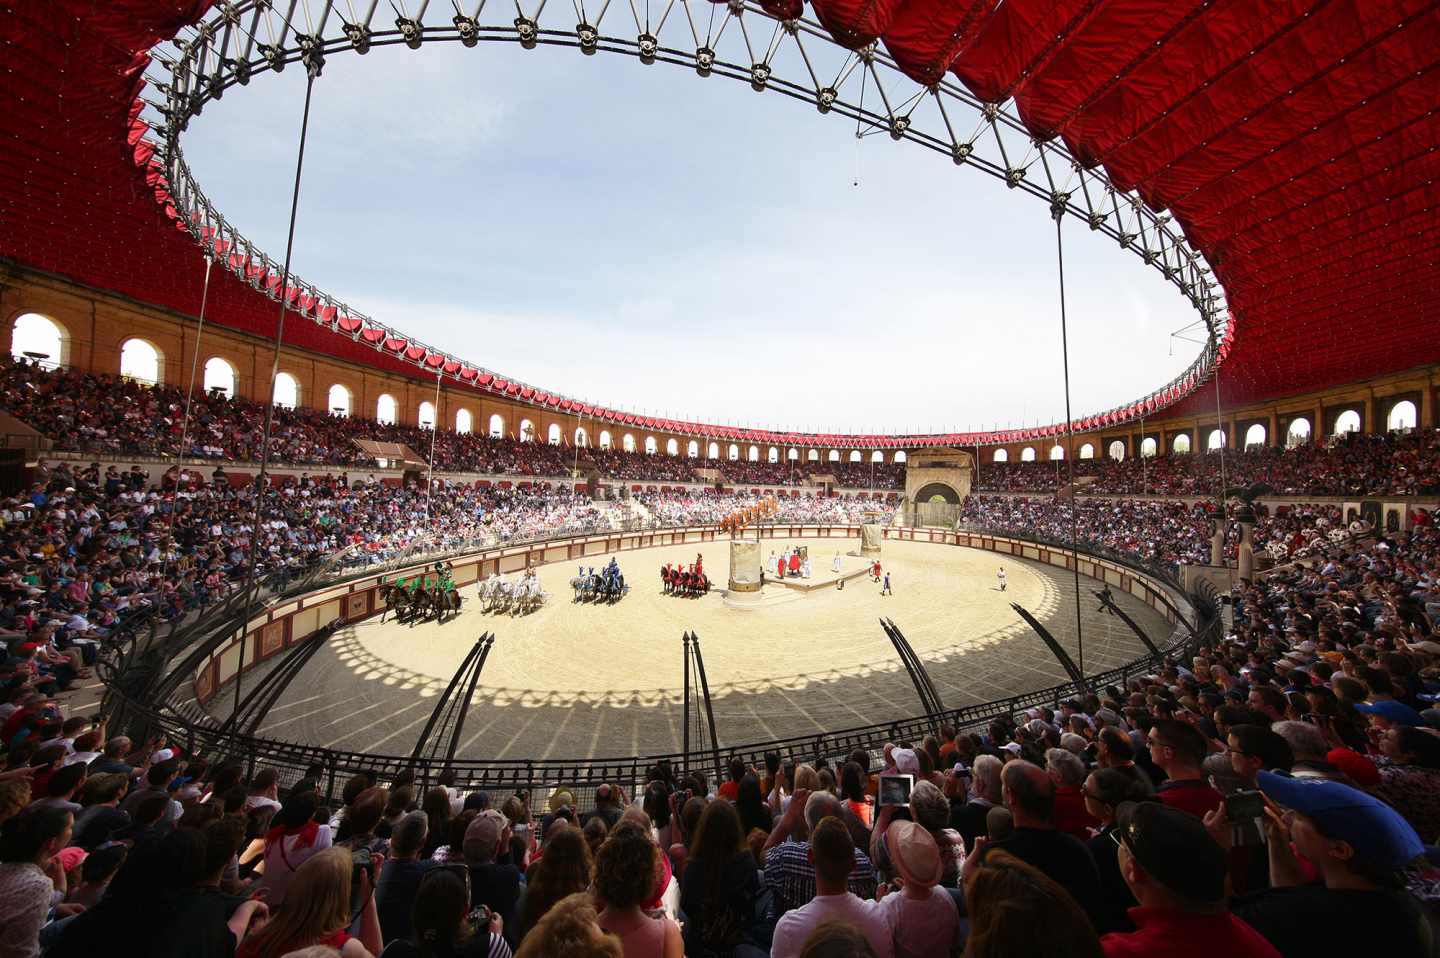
[{"x1": 178, "y1": 40, "x2": 1201, "y2": 435}]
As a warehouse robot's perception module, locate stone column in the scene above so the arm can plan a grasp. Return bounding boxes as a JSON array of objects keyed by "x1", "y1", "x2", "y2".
[
  {"x1": 1238, "y1": 520, "x2": 1254, "y2": 580},
  {"x1": 860, "y1": 524, "x2": 883, "y2": 556},
  {"x1": 727, "y1": 539, "x2": 762, "y2": 593},
  {"x1": 1210, "y1": 521, "x2": 1225, "y2": 567}
]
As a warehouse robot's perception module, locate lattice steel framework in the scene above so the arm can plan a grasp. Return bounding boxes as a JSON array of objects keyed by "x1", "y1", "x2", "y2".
[{"x1": 141, "y1": 0, "x2": 1232, "y2": 449}]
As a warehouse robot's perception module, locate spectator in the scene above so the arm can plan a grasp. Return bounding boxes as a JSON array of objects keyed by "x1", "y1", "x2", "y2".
[
  {"x1": 593, "y1": 822, "x2": 682, "y2": 957},
  {"x1": 765, "y1": 791, "x2": 878, "y2": 918},
  {"x1": 378, "y1": 867, "x2": 509, "y2": 958},
  {"x1": 119, "y1": 759, "x2": 183, "y2": 827},
  {"x1": 1082, "y1": 769, "x2": 1151, "y2": 934},
  {"x1": 1147, "y1": 720, "x2": 1222, "y2": 818},
  {"x1": 1229, "y1": 772, "x2": 1431, "y2": 957},
  {"x1": 0, "y1": 804, "x2": 74, "y2": 958},
  {"x1": 1371, "y1": 724, "x2": 1440, "y2": 844},
  {"x1": 584, "y1": 785, "x2": 624, "y2": 830},
  {"x1": 772, "y1": 817, "x2": 893, "y2": 958},
  {"x1": 679, "y1": 797, "x2": 764, "y2": 957},
  {"x1": 794, "y1": 921, "x2": 881, "y2": 958},
  {"x1": 840, "y1": 762, "x2": 873, "y2": 829},
  {"x1": 70, "y1": 772, "x2": 129, "y2": 850},
  {"x1": 513, "y1": 892, "x2": 621, "y2": 958},
  {"x1": 1100, "y1": 801, "x2": 1279, "y2": 958},
  {"x1": 236, "y1": 846, "x2": 381, "y2": 958},
  {"x1": 962, "y1": 848, "x2": 1101, "y2": 958},
  {"x1": 256, "y1": 789, "x2": 334, "y2": 906},
  {"x1": 64, "y1": 842, "x2": 126, "y2": 909},
  {"x1": 876, "y1": 821, "x2": 960, "y2": 958},
  {"x1": 374, "y1": 811, "x2": 434, "y2": 945},
  {"x1": 734, "y1": 773, "x2": 772, "y2": 837},
  {"x1": 948, "y1": 755, "x2": 1000, "y2": 852},
  {"x1": 517, "y1": 825, "x2": 592, "y2": 942},
  {"x1": 464, "y1": 810, "x2": 523, "y2": 950},
  {"x1": 966, "y1": 760, "x2": 1105, "y2": 928},
  {"x1": 1225, "y1": 726, "x2": 1294, "y2": 789},
  {"x1": 1047, "y1": 748, "x2": 1098, "y2": 839}
]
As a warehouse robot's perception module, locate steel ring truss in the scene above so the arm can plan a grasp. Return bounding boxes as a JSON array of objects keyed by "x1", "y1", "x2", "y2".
[{"x1": 143, "y1": 0, "x2": 1231, "y2": 445}]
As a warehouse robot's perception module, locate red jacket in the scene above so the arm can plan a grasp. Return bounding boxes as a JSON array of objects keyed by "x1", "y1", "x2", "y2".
[
  {"x1": 1053, "y1": 784, "x2": 1099, "y2": 838},
  {"x1": 1102, "y1": 907, "x2": 1280, "y2": 958}
]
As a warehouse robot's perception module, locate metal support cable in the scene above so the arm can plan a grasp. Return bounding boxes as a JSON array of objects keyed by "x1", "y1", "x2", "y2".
[
  {"x1": 162, "y1": 252, "x2": 215, "y2": 582},
  {"x1": 426, "y1": 366, "x2": 442, "y2": 520},
  {"x1": 234, "y1": 69, "x2": 319, "y2": 718},
  {"x1": 1055, "y1": 211, "x2": 1085, "y2": 676}
]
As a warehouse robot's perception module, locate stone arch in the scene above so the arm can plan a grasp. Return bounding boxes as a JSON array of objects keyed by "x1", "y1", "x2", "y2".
[
  {"x1": 914, "y1": 482, "x2": 962, "y2": 505},
  {"x1": 707, "y1": 441, "x2": 719, "y2": 459},
  {"x1": 622, "y1": 433, "x2": 636, "y2": 452},
  {"x1": 993, "y1": 448, "x2": 1008, "y2": 463},
  {"x1": 549, "y1": 423, "x2": 563, "y2": 445},
  {"x1": 575, "y1": 426, "x2": 589, "y2": 447},
  {"x1": 1107, "y1": 440, "x2": 1125, "y2": 461},
  {"x1": 1141, "y1": 437, "x2": 1158, "y2": 458},
  {"x1": 893, "y1": 451, "x2": 907, "y2": 464},
  {"x1": 1172, "y1": 433, "x2": 1191, "y2": 455},
  {"x1": 666, "y1": 438, "x2": 679, "y2": 456},
  {"x1": 272, "y1": 371, "x2": 299, "y2": 409},
  {"x1": 488, "y1": 413, "x2": 505, "y2": 438},
  {"x1": 418, "y1": 401, "x2": 436, "y2": 429},
  {"x1": 519, "y1": 419, "x2": 535, "y2": 442},
  {"x1": 645, "y1": 436, "x2": 658, "y2": 455},
  {"x1": 1078, "y1": 443, "x2": 1095, "y2": 459},
  {"x1": 828, "y1": 450, "x2": 840, "y2": 462},
  {"x1": 1244, "y1": 423, "x2": 1266, "y2": 448},
  {"x1": 1021, "y1": 447, "x2": 1036, "y2": 462},
  {"x1": 687, "y1": 440, "x2": 699, "y2": 457},
  {"x1": 1333, "y1": 409, "x2": 1361, "y2": 435},
  {"x1": 808, "y1": 449, "x2": 819, "y2": 462},
  {"x1": 870, "y1": 450, "x2": 884, "y2": 462},
  {"x1": 598, "y1": 429, "x2": 612, "y2": 449},
  {"x1": 328, "y1": 384, "x2": 352, "y2": 416},
  {"x1": 120, "y1": 337, "x2": 164, "y2": 384},
  {"x1": 768, "y1": 446, "x2": 779, "y2": 463},
  {"x1": 849, "y1": 450, "x2": 862, "y2": 462},
  {"x1": 1387, "y1": 400, "x2": 1416, "y2": 431},
  {"x1": 727, "y1": 443, "x2": 740, "y2": 460},
  {"x1": 455, "y1": 408, "x2": 473, "y2": 433},
  {"x1": 747, "y1": 445, "x2": 760, "y2": 462},
  {"x1": 377, "y1": 394, "x2": 398, "y2": 424},
  {"x1": 10, "y1": 312, "x2": 69, "y2": 366},
  {"x1": 203, "y1": 357, "x2": 236, "y2": 396}
]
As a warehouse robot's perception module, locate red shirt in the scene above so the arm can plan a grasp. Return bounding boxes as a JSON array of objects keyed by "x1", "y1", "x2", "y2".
[
  {"x1": 1102, "y1": 906, "x2": 1280, "y2": 958},
  {"x1": 1053, "y1": 785, "x2": 1099, "y2": 838},
  {"x1": 717, "y1": 780, "x2": 740, "y2": 801},
  {"x1": 1156, "y1": 779, "x2": 1223, "y2": 819}
]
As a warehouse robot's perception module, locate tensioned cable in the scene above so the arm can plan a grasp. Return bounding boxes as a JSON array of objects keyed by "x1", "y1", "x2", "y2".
[
  {"x1": 233, "y1": 68, "x2": 319, "y2": 718},
  {"x1": 162, "y1": 252, "x2": 215, "y2": 582},
  {"x1": 1055, "y1": 210, "x2": 1085, "y2": 677}
]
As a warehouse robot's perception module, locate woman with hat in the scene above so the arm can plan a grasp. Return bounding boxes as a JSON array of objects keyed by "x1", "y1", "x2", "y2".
[{"x1": 878, "y1": 820, "x2": 960, "y2": 958}]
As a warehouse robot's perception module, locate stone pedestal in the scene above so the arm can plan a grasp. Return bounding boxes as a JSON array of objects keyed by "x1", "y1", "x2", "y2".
[
  {"x1": 1210, "y1": 525, "x2": 1225, "y2": 567},
  {"x1": 860, "y1": 524, "x2": 883, "y2": 557},
  {"x1": 1238, "y1": 521, "x2": 1255, "y2": 580},
  {"x1": 728, "y1": 539, "x2": 762, "y2": 593}
]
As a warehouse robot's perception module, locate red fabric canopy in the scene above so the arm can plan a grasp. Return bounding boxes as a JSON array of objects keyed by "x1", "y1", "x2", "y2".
[{"x1": 1, "y1": 0, "x2": 1434, "y2": 445}]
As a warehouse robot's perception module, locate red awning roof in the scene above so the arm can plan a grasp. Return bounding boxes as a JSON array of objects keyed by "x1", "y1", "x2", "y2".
[{"x1": 0, "y1": 0, "x2": 1434, "y2": 444}]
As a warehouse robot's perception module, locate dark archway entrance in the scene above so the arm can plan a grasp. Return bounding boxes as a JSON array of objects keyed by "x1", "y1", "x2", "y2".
[{"x1": 914, "y1": 482, "x2": 961, "y2": 505}]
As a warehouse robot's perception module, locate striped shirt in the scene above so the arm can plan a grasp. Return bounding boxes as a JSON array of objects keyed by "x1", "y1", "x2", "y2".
[{"x1": 764, "y1": 840, "x2": 877, "y2": 918}]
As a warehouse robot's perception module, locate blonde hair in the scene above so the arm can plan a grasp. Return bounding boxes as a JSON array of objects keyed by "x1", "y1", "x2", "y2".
[
  {"x1": 514, "y1": 892, "x2": 623, "y2": 958},
  {"x1": 0, "y1": 780, "x2": 32, "y2": 825},
  {"x1": 793, "y1": 764, "x2": 821, "y2": 792},
  {"x1": 241, "y1": 847, "x2": 353, "y2": 958}
]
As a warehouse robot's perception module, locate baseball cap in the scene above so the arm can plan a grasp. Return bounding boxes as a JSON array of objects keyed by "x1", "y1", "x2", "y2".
[
  {"x1": 1257, "y1": 770, "x2": 1424, "y2": 871},
  {"x1": 462, "y1": 809, "x2": 508, "y2": 858},
  {"x1": 1114, "y1": 801, "x2": 1226, "y2": 903},
  {"x1": 892, "y1": 748, "x2": 920, "y2": 775},
  {"x1": 1324, "y1": 748, "x2": 1381, "y2": 787},
  {"x1": 885, "y1": 820, "x2": 942, "y2": 888},
  {"x1": 1355, "y1": 700, "x2": 1424, "y2": 727}
]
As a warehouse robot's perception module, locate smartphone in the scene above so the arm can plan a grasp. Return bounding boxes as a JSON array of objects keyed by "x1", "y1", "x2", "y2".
[
  {"x1": 878, "y1": 774, "x2": 913, "y2": 807},
  {"x1": 1224, "y1": 789, "x2": 1267, "y2": 847}
]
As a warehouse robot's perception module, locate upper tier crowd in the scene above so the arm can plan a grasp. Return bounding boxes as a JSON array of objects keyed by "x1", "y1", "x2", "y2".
[
  {"x1": 5, "y1": 357, "x2": 1435, "y2": 498},
  {"x1": 3, "y1": 500, "x2": 1439, "y2": 957}
]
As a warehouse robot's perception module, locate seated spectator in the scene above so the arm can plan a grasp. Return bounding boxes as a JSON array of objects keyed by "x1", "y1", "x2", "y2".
[
  {"x1": 70, "y1": 772, "x2": 129, "y2": 850},
  {"x1": 378, "y1": 867, "x2": 509, "y2": 958},
  {"x1": 872, "y1": 781, "x2": 963, "y2": 887},
  {"x1": 1224, "y1": 726, "x2": 1294, "y2": 789},
  {"x1": 237, "y1": 846, "x2": 381, "y2": 958},
  {"x1": 513, "y1": 892, "x2": 621, "y2": 958},
  {"x1": 1147, "y1": 720, "x2": 1222, "y2": 817},
  {"x1": 119, "y1": 759, "x2": 183, "y2": 827},
  {"x1": 876, "y1": 821, "x2": 960, "y2": 958},
  {"x1": 1101, "y1": 801, "x2": 1278, "y2": 958},
  {"x1": 518, "y1": 825, "x2": 592, "y2": 943},
  {"x1": 965, "y1": 760, "x2": 1105, "y2": 929},
  {"x1": 256, "y1": 789, "x2": 334, "y2": 906},
  {"x1": 31, "y1": 761, "x2": 85, "y2": 813},
  {"x1": 764, "y1": 790, "x2": 878, "y2": 918},
  {"x1": 338, "y1": 787, "x2": 391, "y2": 859},
  {"x1": 65, "y1": 841, "x2": 126, "y2": 909},
  {"x1": 0, "y1": 779, "x2": 32, "y2": 828},
  {"x1": 1370, "y1": 724, "x2": 1440, "y2": 844},
  {"x1": 794, "y1": 921, "x2": 882, "y2": 958},
  {"x1": 772, "y1": 817, "x2": 893, "y2": 958},
  {"x1": 963, "y1": 848, "x2": 1101, "y2": 958},
  {"x1": 374, "y1": 810, "x2": 434, "y2": 945},
  {"x1": 1229, "y1": 772, "x2": 1431, "y2": 957},
  {"x1": 88, "y1": 737, "x2": 133, "y2": 777},
  {"x1": 679, "y1": 798, "x2": 763, "y2": 957},
  {"x1": 0, "y1": 804, "x2": 74, "y2": 958},
  {"x1": 464, "y1": 810, "x2": 523, "y2": 950},
  {"x1": 1082, "y1": 769, "x2": 1152, "y2": 934},
  {"x1": 1047, "y1": 748, "x2": 1098, "y2": 839},
  {"x1": 735, "y1": 773, "x2": 773, "y2": 837},
  {"x1": 594, "y1": 822, "x2": 682, "y2": 958},
  {"x1": 948, "y1": 754, "x2": 1001, "y2": 852}
]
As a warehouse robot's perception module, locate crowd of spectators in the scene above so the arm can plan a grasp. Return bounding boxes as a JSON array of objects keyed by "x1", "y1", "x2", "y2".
[
  {"x1": 634, "y1": 492, "x2": 893, "y2": 529},
  {"x1": 973, "y1": 429, "x2": 1440, "y2": 498},
  {"x1": 6, "y1": 513, "x2": 1440, "y2": 956}
]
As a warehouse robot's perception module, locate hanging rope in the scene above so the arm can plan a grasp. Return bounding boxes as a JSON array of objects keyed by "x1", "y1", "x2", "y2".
[
  {"x1": 162, "y1": 252, "x2": 214, "y2": 581},
  {"x1": 1054, "y1": 209, "x2": 1085, "y2": 677},
  {"x1": 234, "y1": 68, "x2": 319, "y2": 718}
]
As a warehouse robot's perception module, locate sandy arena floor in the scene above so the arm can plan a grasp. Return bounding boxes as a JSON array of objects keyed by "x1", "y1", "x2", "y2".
[{"x1": 210, "y1": 537, "x2": 1173, "y2": 762}]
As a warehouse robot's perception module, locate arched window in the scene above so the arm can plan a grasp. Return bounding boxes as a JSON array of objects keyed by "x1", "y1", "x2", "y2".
[
  {"x1": 598, "y1": 430, "x2": 612, "y2": 450},
  {"x1": 455, "y1": 408, "x2": 473, "y2": 433},
  {"x1": 1021, "y1": 447, "x2": 1036, "y2": 462},
  {"x1": 743, "y1": 445, "x2": 756, "y2": 462},
  {"x1": 549, "y1": 424, "x2": 562, "y2": 445},
  {"x1": 1244, "y1": 423, "x2": 1267, "y2": 448},
  {"x1": 1049, "y1": 445, "x2": 1065, "y2": 461},
  {"x1": 893, "y1": 451, "x2": 907, "y2": 464},
  {"x1": 870, "y1": 451, "x2": 884, "y2": 463},
  {"x1": 707, "y1": 441, "x2": 719, "y2": 459},
  {"x1": 575, "y1": 427, "x2": 589, "y2": 447},
  {"x1": 1108, "y1": 440, "x2": 1125, "y2": 461},
  {"x1": 993, "y1": 449, "x2": 1009, "y2": 463},
  {"x1": 808, "y1": 449, "x2": 819, "y2": 462},
  {"x1": 1207, "y1": 429, "x2": 1226, "y2": 451},
  {"x1": 1141, "y1": 437, "x2": 1158, "y2": 458},
  {"x1": 272, "y1": 372, "x2": 299, "y2": 409},
  {"x1": 10, "y1": 313, "x2": 67, "y2": 365},
  {"x1": 828, "y1": 450, "x2": 840, "y2": 462},
  {"x1": 120, "y1": 338, "x2": 163, "y2": 384},
  {"x1": 768, "y1": 446, "x2": 779, "y2": 463},
  {"x1": 489, "y1": 414, "x2": 505, "y2": 438},
  {"x1": 1388, "y1": 400, "x2": 1417, "y2": 431},
  {"x1": 1286, "y1": 417, "x2": 1311, "y2": 447},
  {"x1": 727, "y1": 444, "x2": 740, "y2": 460},
  {"x1": 666, "y1": 438, "x2": 679, "y2": 456},
  {"x1": 377, "y1": 394, "x2": 398, "y2": 424},
  {"x1": 645, "y1": 436, "x2": 658, "y2": 455},
  {"x1": 418, "y1": 401, "x2": 436, "y2": 429},
  {"x1": 622, "y1": 433, "x2": 636, "y2": 452},
  {"x1": 1333, "y1": 409, "x2": 1361, "y2": 435},
  {"x1": 203, "y1": 357, "x2": 236, "y2": 396},
  {"x1": 325, "y1": 384, "x2": 351, "y2": 417},
  {"x1": 848, "y1": 450, "x2": 862, "y2": 463},
  {"x1": 519, "y1": 419, "x2": 535, "y2": 442},
  {"x1": 787, "y1": 448, "x2": 799, "y2": 461},
  {"x1": 687, "y1": 440, "x2": 699, "y2": 458},
  {"x1": 1173, "y1": 433, "x2": 1192, "y2": 455},
  {"x1": 1079, "y1": 443, "x2": 1095, "y2": 460}
]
